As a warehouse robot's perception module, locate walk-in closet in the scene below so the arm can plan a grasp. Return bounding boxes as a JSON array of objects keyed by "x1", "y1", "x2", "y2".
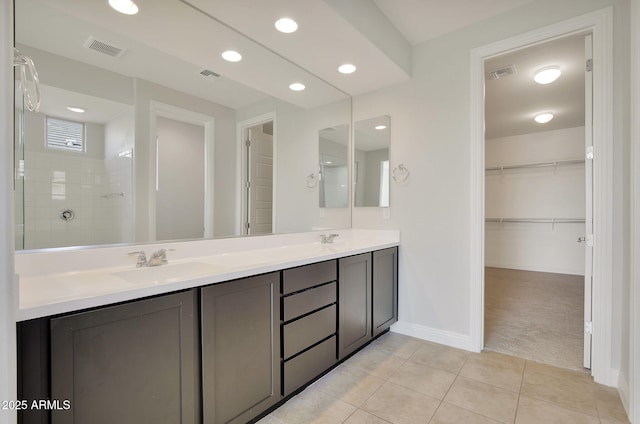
[{"x1": 483, "y1": 33, "x2": 590, "y2": 372}]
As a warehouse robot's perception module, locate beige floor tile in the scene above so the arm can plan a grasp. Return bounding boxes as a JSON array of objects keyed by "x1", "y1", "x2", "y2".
[
  {"x1": 271, "y1": 385, "x2": 356, "y2": 424},
  {"x1": 443, "y1": 376, "x2": 518, "y2": 424},
  {"x1": 345, "y1": 345, "x2": 406, "y2": 379},
  {"x1": 256, "y1": 415, "x2": 285, "y2": 424},
  {"x1": 369, "y1": 332, "x2": 424, "y2": 360},
  {"x1": 311, "y1": 363, "x2": 386, "y2": 407},
  {"x1": 387, "y1": 360, "x2": 456, "y2": 400},
  {"x1": 459, "y1": 351, "x2": 525, "y2": 392},
  {"x1": 343, "y1": 409, "x2": 392, "y2": 424},
  {"x1": 594, "y1": 384, "x2": 631, "y2": 423},
  {"x1": 361, "y1": 381, "x2": 440, "y2": 424},
  {"x1": 408, "y1": 341, "x2": 469, "y2": 374},
  {"x1": 521, "y1": 360, "x2": 598, "y2": 416},
  {"x1": 429, "y1": 402, "x2": 502, "y2": 424},
  {"x1": 515, "y1": 396, "x2": 600, "y2": 424}
]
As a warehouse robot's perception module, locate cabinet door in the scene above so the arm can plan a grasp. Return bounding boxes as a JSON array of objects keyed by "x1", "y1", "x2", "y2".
[
  {"x1": 373, "y1": 247, "x2": 398, "y2": 336},
  {"x1": 201, "y1": 273, "x2": 281, "y2": 424},
  {"x1": 50, "y1": 290, "x2": 199, "y2": 424},
  {"x1": 338, "y1": 253, "x2": 372, "y2": 359}
]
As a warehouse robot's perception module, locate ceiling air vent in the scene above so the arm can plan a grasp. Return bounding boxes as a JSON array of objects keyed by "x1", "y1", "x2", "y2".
[
  {"x1": 198, "y1": 69, "x2": 221, "y2": 79},
  {"x1": 84, "y1": 36, "x2": 125, "y2": 58},
  {"x1": 487, "y1": 65, "x2": 517, "y2": 80}
]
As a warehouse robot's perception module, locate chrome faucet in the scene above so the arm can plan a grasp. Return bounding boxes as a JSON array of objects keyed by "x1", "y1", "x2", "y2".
[
  {"x1": 128, "y1": 248, "x2": 175, "y2": 267},
  {"x1": 320, "y1": 234, "x2": 339, "y2": 244},
  {"x1": 148, "y1": 248, "x2": 175, "y2": 266},
  {"x1": 128, "y1": 251, "x2": 148, "y2": 268}
]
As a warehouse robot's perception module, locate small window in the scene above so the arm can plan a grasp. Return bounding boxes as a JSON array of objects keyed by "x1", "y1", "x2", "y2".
[{"x1": 46, "y1": 117, "x2": 85, "y2": 152}]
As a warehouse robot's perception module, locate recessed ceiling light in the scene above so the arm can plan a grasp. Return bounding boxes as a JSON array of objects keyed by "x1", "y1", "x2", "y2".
[
  {"x1": 375, "y1": 125, "x2": 387, "y2": 130},
  {"x1": 275, "y1": 18, "x2": 298, "y2": 33},
  {"x1": 338, "y1": 64, "x2": 356, "y2": 74},
  {"x1": 221, "y1": 50, "x2": 242, "y2": 62},
  {"x1": 534, "y1": 66, "x2": 561, "y2": 84},
  {"x1": 289, "y1": 82, "x2": 305, "y2": 91},
  {"x1": 326, "y1": 161, "x2": 333, "y2": 164},
  {"x1": 67, "y1": 106, "x2": 85, "y2": 113},
  {"x1": 108, "y1": 0, "x2": 139, "y2": 15},
  {"x1": 534, "y1": 112, "x2": 554, "y2": 123}
]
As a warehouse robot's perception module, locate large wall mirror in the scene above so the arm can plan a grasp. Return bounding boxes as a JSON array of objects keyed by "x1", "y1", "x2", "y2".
[
  {"x1": 354, "y1": 115, "x2": 391, "y2": 208},
  {"x1": 14, "y1": 0, "x2": 351, "y2": 250}
]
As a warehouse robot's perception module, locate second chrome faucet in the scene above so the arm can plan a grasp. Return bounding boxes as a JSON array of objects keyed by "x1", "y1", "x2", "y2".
[
  {"x1": 128, "y1": 248, "x2": 175, "y2": 267},
  {"x1": 320, "y1": 234, "x2": 339, "y2": 244}
]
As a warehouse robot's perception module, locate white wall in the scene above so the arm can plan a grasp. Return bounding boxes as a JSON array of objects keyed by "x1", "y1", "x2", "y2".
[
  {"x1": 485, "y1": 127, "x2": 586, "y2": 275},
  {"x1": 353, "y1": 0, "x2": 628, "y2": 361},
  {"x1": 0, "y1": 1, "x2": 16, "y2": 422}
]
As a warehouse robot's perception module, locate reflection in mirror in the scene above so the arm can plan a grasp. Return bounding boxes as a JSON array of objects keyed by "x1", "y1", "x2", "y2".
[
  {"x1": 354, "y1": 116, "x2": 391, "y2": 207},
  {"x1": 319, "y1": 125, "x2": 349, "y2": 208},
  {"x1": 14, "y1": 0, "x2": 351, "y2": 251},
  {"x1": 14, "y1": 82, "x2": 134, "y2": 249}
]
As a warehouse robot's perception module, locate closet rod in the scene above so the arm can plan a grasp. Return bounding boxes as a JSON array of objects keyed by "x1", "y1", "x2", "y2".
[
  {"x1": 485, "y1": 218, "x2": 585, "y2": 224},
  {"x1": 485, "y1": 159, "x2": 585, "y2": 172}
]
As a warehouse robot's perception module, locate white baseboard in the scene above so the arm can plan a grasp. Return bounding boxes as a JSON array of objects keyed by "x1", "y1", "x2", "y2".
[
  {"x1": 390, "y1": 321, "x2": 474, "y2": 352},
  {"x1": 618, "y1": 372, "x2": 631, "y2": 419}
]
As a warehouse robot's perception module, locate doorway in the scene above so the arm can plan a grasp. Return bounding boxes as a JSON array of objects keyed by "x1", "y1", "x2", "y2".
[
  {"x1": 149, "y1": 101, "x2": 215, "y2": 241},
  {"x1": 238, "y1": 113, "x2": 275, "y2": 236},
  {"x1": 470, "y1": 9, "x2": 614, "y2": 384},
  {"x1": 155, "y1": 116, "x2": 205, "y2": 240},
  {"x1": 482, "y1": 34, "x2": 592, "y2": 372}
]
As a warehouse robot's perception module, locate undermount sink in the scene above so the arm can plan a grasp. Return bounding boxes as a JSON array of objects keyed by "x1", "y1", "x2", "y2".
[{"x1": 112, "y1": 262, "x2": 226, "y2": 284}]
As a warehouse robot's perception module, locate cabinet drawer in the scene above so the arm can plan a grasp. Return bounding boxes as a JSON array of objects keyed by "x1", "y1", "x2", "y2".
[
  {"x1": 283, "y1": 261, "x2": 336, "y2": 294},
  {"x1": 283, "y1": 336, "x2": 336, "y2": 396},
  {"x1": 283, "y1": 282, "x2": 336, "y2": 321},
  {"x1": 283, "y1": 305, "x2": 336, "y2": 359}
]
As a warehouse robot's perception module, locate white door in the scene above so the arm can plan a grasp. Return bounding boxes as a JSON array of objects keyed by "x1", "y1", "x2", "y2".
[
  {"x1": 156, "y1": 116, "x2": 205, "y2": 241},
  {"x1": 245, "y1": 124, "x2": 273, "y2": 235},
  {"x1": 582, "y1": 34, "x2": 594, "y2": 370}
]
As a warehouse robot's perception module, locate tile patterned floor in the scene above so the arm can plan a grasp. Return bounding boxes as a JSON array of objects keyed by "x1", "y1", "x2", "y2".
[{"x1": 258, "y1": 332, "x2": 630, "y2": 424}]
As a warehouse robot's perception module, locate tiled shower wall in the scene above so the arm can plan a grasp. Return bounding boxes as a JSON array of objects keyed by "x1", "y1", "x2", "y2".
[{"x1": 18, "y1": 111, "x2": 133, "y2": 250}]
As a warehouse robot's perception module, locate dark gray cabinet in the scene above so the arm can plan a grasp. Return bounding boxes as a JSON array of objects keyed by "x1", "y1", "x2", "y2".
[
  {"x1": 201, "y1": 272, "x2": 281, "y2": 424},
  {"x1": 373, "y1": 247, "x2": 398, "y2": 336},
  {"x1": 18, "y1": 246, "x2": 398, "y2": 424},
  {"x1": 281, "y1": 261, "x2": 337, "y2": 395},
  {"x1": 338, "y1": 253, "x2": 372, "y2": 359},
  {"x1": 49, "y1": 290, "x2": 199, "y2": 424}
]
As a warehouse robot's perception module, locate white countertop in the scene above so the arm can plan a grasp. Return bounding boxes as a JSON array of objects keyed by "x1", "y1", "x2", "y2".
[{"x1": 15, "y1": 230, "x2": 399, "y2": 321}]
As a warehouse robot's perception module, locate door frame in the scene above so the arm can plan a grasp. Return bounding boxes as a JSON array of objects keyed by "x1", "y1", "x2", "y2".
[
  {"x1": 630, "y1": 0, "x2": 640, "y2": 420},
  {"x1": 469, "y1": 8, "x2": 615, "y2": 385},
  {"x1": 149, "y1": 101, "x2": 215, "y2": 240},
  {"x1": 236, "y1": 112, "x2": 276, "y2": 235}
]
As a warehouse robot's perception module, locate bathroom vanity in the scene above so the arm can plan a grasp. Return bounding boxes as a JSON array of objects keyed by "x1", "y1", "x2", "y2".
[{"x1": 15, "y1": 230, "x2": 398, "y2": 424}]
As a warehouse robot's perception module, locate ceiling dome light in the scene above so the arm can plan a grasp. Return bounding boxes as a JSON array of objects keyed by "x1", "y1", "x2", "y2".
[
  {"x1": 534, "y1": 66, "x2": 561, "y2": 84},
  {"x1": 534, "y1": 112, "x2": 554, "y2": 124},
  {"x1": 289, "y1": 82, "x2": 305, "y2": 91},
  {"x1": 66, "y1": 106, "x2": 85, "y2": 113},
  {"x1": 108, "y1": 0, "x2": 139, "y2": 15},
  {"x1": 338, "y1": 64, "x2": 356, "y2": 74},
  {"x1": 375, "y1": 125, "x2": 387, "y2": 130},
  {"x1": 221, "y1": 50, "x2": 242, "y2": 62},
  {"x1": 275, "y1": 18, "x2": 298, "y2": 33}
]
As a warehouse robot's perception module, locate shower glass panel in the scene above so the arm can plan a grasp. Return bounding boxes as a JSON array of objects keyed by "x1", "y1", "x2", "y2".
[
  {"x1": 319, "y1": 124, "x2": 349, "y2": 208},
  {"x1": 15, "y1": 82, "x2": 25, "y2": 250}
]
